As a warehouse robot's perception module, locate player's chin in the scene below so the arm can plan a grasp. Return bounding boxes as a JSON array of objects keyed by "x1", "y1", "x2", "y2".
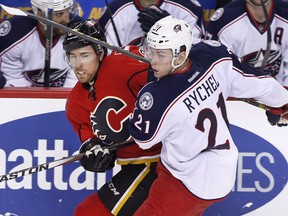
[
  {"x1": 153, "y1": 71, "x2": 163, "y2": 79},
  {"x1": 76, "y1": 74, "x2": 89, "y2": 83}
]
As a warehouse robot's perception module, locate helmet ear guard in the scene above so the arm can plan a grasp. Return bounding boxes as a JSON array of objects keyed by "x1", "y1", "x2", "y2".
[{"x1": 63, "y1": 20, "x2": 107, "y2": 57}]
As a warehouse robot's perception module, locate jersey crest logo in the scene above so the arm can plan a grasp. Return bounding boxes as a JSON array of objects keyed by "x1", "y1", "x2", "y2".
[
  {"x1": 24, "y1": 68, "x2": 68, "y2": 87},
  {"x1": 242, "y1": 49, "x2": 281, "y2": 76},
  {"x1": 139, "y1": 92, "x2": 153, "y2": 110},
  {"x1": 0, "y1": 21, "x2": 11, "y2": 37},
  {"x1": 210, "y1": 8, "x2": 224, "y2": 21}
]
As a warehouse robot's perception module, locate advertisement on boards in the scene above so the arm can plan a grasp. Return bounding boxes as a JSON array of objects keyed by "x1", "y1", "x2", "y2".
[{"x1": 0, "y1": 97, "x2": 287, "y2": 216}]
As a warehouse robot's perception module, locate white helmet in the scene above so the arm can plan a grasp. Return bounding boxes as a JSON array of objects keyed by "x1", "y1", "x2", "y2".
[
  {"x1": 31, "y1": 0, "x2": 73, "y2": 15},
  {"x1": 146, "y1": 15, "x2": 193, "y2": 70}
]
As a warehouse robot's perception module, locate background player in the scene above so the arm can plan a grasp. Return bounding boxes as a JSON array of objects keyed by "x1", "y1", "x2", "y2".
[
  {"x1": 129, "y1": 16, "x2": 288, "y2": 215},
  {"x1": 0, "y1": 0, "x2": 83, "y2": 87},
  {"x1": 63, "y1": 20, "x2": 161, "y2": 215},
  {"x1": 98, "y1": 0, "x2": 204, "y2": 50},
  {"x1": 206, "y1": 0, "x2": 288, "y2": 88}
]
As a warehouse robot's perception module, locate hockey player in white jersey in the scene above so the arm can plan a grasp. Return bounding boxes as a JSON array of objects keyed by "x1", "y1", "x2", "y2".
[
  {"x1": 129, "y1": 16, "x2": 288, "y2": 215},
  {"x1": 98, "y1": 0, "x2": 204, "y2": 50},
  {"x1": 206, "y1": 0, "x2": 288, "y2": 88},
  {"x1": 0, "y1": 0, "x2": 83, "y2": 87}
]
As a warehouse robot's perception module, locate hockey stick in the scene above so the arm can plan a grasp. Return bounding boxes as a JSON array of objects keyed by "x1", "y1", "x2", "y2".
[
  {"x1": 239, "y1": 98, "x2": 267, "y2": 110},
  {"x1": 0, "y1": 4, "x2": 150, "y2": 64},
  {"x1": 104, "y1": 0, "x2": 122, "y2": 47},
  {"x1": 43, "y1": 0, "x2": 54, "y2": 87},
  {"x1": 0, "y1": 139, "x2": 134, "y2": 182}
]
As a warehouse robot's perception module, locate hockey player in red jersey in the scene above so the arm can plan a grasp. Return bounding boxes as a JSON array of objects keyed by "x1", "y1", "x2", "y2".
[
  {"x1": 129, "y1": 16, "x2": 288, "y2": 215},
  {"x1": 63, "y1": 20, "x2": 161, "y2": 216}
]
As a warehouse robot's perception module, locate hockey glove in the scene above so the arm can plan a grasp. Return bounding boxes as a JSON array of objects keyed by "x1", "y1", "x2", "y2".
[
  {"x1": 0, "y1": 71, "x2": 6, "y2": 88},
  {"x1": 138, "y1": 5, "x2": 170, "y2": 33},
  {"x1": 265, "y1": 105, "x2": 288, "y2": 127},
  {"x1": 79, "y1": 138, "x2": 116, "y2": 172}
]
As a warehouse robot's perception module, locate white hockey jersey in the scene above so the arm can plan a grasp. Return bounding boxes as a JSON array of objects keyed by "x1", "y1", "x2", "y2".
[
  {"x1": 99, "y1": 0, "x2": 204, "y2": 49},
  {"x1": 0, "y1": 14, "x2": 83, "y2": 87},
  {"x1": 206, "y1": 0, "x2": 288, "y2": 87},
  {"x1": 129, "y1": 40, "x2": 288, "y2": 200}
]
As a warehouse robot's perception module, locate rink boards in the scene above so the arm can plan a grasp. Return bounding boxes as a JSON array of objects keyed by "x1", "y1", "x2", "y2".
[{"x1": 0, "y1": 88, "x2": 287, "y2": 216}]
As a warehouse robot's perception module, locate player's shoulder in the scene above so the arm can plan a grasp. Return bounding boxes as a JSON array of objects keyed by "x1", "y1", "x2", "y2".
[
  {"x1": 208, "y1": 1, "x2": 246, "y2": 31},
  {"x1": 0, "y1": 14, "x2": 37, "y2": 52},
  {"x1": 191, "y1": 40, "x2": 231, "y2": 63},
  {"x1": 67, "y1": 82, "x2": 84, "y2": 99},
  {"x1": 275, "y1": 0, "x2": 288, "y2": 20},
  {"x1": 108, "y1": 45, "x2": 146, "y2": 63},
  {"x1": 99, "y1": 0, "x2": 133, "y2": 26}
]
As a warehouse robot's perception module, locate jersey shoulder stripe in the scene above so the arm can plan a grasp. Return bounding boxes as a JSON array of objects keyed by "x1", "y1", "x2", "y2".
[
  {"x1": 0, "y1": 14, "x2": 37, "y2": 52},
  {"x1": 207, "y1": 1, "x2": 246, "y2": 38}
]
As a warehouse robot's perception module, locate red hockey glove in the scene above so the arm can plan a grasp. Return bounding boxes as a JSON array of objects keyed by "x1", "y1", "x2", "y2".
[
  {"x1": 265, "y1": 104, "x2": 288, "y2": 127},
  {"x1": 79, "y1": 138, "x2": 116, "y2": 172}
]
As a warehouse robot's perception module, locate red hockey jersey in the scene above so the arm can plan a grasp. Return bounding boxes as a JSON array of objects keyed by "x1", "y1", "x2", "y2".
[{"x1": 66, "y1": 46, "x2": 161, "y2": 164}]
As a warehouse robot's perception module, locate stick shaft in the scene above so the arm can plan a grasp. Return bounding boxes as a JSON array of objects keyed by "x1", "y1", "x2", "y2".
[
  {"x1": 0, "y1": 140, "x2": 134, "y2": 182},
  {"x1": 0, "y1": 4, "x2": 149, "y2": 64},
  {"x1": 44, "y1": 0, "x2": 54, "y2": 87}
]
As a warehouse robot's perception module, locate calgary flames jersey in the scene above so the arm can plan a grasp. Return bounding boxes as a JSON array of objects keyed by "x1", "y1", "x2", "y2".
[{"x1": 66, "y1": 46, "x2": 161, "y2": 165}]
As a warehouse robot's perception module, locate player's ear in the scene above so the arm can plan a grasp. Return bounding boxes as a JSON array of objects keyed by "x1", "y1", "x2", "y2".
[
  {"x1": 176, "y1": 51, "x2": 187, "y2": 65},
  {"x1": 98, "y1": 50, "x2": 105, "y2": 62}
]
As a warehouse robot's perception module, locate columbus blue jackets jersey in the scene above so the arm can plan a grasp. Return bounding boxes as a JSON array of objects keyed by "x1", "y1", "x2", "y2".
[
  {"x1": 99, "y1": 0, "x2": 204, "y2": 49},
  {"x1": 129, "y1": 40, "x2": 288, "y2": 199},
  {"x1": 0, "y1": 13, "x2": 83, "y2": 87},
  {"x1": 206, "y1": 0, "x2": 288, "y2": 87}
]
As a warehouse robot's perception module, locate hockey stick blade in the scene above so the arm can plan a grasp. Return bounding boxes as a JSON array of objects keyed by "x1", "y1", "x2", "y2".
[
  {"x1": 0, "y1": 4, "x2": 150, "y2": 64},
  {"x1": 0, "y1": 140, "x2": 134, "y2": 182}
]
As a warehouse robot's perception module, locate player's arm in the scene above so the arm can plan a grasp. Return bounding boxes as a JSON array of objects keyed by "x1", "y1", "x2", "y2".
[
  {"x1": 129, "y1": 86, "x2": 171, "y2": 149},
  {"x1": 223, "y1": 46, "x2": 288, "y2": 126}
]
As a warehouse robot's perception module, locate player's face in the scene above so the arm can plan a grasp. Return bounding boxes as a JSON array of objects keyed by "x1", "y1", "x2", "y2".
[
  {"x1": 148, "y1": 48, "x2": 173, "y2": 79},
  {"x1": 51, "y1": 7, "x2": 71, "y2": 36},
  {"x1": 68, "y1": 46, "x2": 101, "y2": 83}
]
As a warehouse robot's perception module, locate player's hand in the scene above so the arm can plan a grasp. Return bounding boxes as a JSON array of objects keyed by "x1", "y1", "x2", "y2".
[
  {"x1": 138, "y1": 5, "x2": 170, "y2": 33},
  {"x1": 0, "y1": 71, "x2": 6, "y2": 89},
  {"x1": 265, "y1": 105, "x2": 288, "y2": 127},
  {"x1": 79, "y1": 138, "x2": 116, "y2": 172}
]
